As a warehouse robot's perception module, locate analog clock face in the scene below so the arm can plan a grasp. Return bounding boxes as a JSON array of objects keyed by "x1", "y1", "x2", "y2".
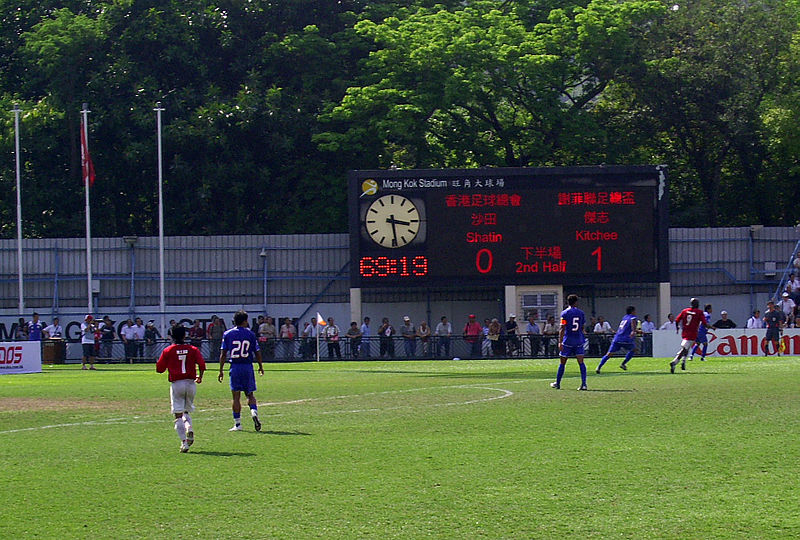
[{"x1": 365, "y1": 194, "x2": 421, "y2": 248}]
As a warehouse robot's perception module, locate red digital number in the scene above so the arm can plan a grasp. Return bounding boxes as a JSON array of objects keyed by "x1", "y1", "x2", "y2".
[
  {"x1": 412, "y1": 256, "x2": 428, "y2": 276},
  {"x1": 476, "y1": 248, "x2": 493, "y2": 274},
  {"x1": 360, "y1": 256, "x2": 429, "y2": 278},
  {"x1": 591, "y1": 246, "x2": 602, "y2": 271}
]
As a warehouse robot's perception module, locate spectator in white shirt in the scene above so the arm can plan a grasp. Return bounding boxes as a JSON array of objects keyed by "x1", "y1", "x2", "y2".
[
  {"x1": 434, "y1": 316, "x2": 452, "y2": 358},
  {"x1": 659, "y1": 313, "x2": 676, "y2": 331},
  {"x1": 359, "y1": 317, "x2": 372, "y2": 358},
  {"x1": 43, "y1": 317, "x2": 63, "y2": 339},
  {"x1": 641, "y1": 314, "x2": 656, "y2": 333},
  {"x1": 779, "y1": 292, "x2": 796, "y2": 326},
  {"x1": 746, "y1": 310, "x2": 764, "y2": 329},
  {"x1": 789, "y1": 273, "x2": 800, "y2": 302},
  {"x1": 593, "y1": 316, "x2": 612, "y2": 334}
]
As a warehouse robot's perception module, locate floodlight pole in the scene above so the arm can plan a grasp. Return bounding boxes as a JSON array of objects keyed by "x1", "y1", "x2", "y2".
[
  {"x1": 13, "y1": 104, "x2": 24, "y2": 314},
  {"x1": 155, "y1": 102, "x2": 166, "y2": 337},
  {"x1": 81, "y1": 104, "x2": 93, "y2": 314}
]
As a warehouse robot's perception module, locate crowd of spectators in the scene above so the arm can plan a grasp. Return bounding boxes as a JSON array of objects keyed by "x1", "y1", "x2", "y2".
[{"x1": 12, "y1": 297, "x2": 800, "y2": 363}]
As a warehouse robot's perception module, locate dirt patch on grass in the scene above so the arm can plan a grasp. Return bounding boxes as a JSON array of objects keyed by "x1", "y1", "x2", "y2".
[{"x1": 0, "y1": 397, "x2": 152, "y2": 413}]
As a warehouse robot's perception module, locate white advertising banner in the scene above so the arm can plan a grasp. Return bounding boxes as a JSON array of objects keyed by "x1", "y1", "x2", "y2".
[
  {"x1": 0, "y1": 341, "x2": 42, "y2": 374},
  {"x1": 653, "y1": 329, "x2": 800, "y2": 358}
]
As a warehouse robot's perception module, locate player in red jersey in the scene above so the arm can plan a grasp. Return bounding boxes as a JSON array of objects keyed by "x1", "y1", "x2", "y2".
[
  {"x1": 156, "y1": 325, "x2": 206, "y2": 452},
  {"x1": 669, "y1": 298, "x2": 706, "y2": 373}
]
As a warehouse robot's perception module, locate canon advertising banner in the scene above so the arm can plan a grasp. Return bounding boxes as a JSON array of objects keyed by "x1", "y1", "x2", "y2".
[
  {"x1": 653, "y1": 329, "x2": 800, "y2": 358},
  {"x1": 0, "y1": 342, "x2": 42, "y2": 375}
]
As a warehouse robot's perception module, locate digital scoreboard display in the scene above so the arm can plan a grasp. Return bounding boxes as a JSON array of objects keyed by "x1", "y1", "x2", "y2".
[{"x1": 348, "y1": 166, "x2": 668, "y2": 287}]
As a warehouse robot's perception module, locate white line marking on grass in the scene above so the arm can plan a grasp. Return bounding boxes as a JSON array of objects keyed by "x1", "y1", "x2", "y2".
[
  {"x1": 0, "y1": 381, "x2": 522, "y2": 435},
  {"x1": 319, "y1": 386, "x2": 514, "y2": 415}
]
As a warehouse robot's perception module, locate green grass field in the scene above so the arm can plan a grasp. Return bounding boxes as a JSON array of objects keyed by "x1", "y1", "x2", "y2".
[{"x1": 1, "y1": 356, "x2": 799, "y2": 539}]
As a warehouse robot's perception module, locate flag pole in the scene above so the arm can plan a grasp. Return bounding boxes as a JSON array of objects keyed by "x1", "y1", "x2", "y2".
[
  {"x1": 13, "y1": 104, "x2": 24, "y2": 314},
  {"x1": 155, "y1": 102, "x2": 166, "y2": 338},
  {"x1": 81, "y1": 104, "x2": 92, "y2": 314}
]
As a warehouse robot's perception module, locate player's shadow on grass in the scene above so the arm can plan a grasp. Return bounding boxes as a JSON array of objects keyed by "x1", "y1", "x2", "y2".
[
  {"x1": 191, "y1": 450, "x2": 258, "y2": 457},
  {"x1": 585, "y1": 389, "x2": 635, "y2": 393},
  {"x1": 257, "y1": 430, "x2": 311, "y2": 436}
]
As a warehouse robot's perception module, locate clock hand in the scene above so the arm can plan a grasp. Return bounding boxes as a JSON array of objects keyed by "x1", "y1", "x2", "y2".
[
  {"x1": 387, "y1": 214, "x2": 398, "y2": 245},
  {"x1": 386, "y1": 217, "x2": 411, "y2": 226}
]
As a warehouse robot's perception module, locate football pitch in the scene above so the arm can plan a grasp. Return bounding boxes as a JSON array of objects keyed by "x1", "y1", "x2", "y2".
[{"x1": 1, "y1": 357, "x2": 798, "y2": 539}]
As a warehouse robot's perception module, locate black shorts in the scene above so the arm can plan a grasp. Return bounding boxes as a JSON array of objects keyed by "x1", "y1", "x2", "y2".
[
  {"x1": 82, "y1": 343, "x2": 96, "y2": 358},
  {"x1": 766, "y1": 328, "x2": 781, "y2": 341}
]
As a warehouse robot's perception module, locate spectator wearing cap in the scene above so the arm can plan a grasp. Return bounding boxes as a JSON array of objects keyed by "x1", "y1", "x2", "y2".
[
  {"x1": 99, "y1": 316, "x2": 116, "y2": 360},
  {"x1": 401, "y1": 316, "x2": 417, "y2": 358},
  {"x1": 463, "y1": 314, "x2": 483, "y2": 358},
  {"x1": 145, "y1": 320, "x2": 162, "y2": 359},
  {"x1": 505, "y1": 314, "x2": 519, "y2": 355},
  {"x1": 779, "y1": 292, "x2": 796, "y2": 326},
  {"x1": 712, "y1": 311, "x2": 736, "y2": 329},
  {"x1": 81, "y1": 315, "x2": 98, "y2": 370}
]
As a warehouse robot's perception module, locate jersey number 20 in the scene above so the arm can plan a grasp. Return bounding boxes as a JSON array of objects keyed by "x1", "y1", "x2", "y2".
[{"x1": 230, "y1": 340, "x2": 250, "y2": 359}]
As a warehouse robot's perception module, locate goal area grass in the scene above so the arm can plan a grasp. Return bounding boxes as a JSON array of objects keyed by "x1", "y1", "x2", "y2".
[{"x1": 1, "y1": 356, "x2": 798, "y2": 538}]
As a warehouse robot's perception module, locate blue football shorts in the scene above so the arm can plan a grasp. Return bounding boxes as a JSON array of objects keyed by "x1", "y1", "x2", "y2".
[
  {"x1": 560, "y1": 342, "x2": 585, "y2": 357},
  {"x1": 229, "y1": 364, "x2": 257, "y2": 393},
  {"x1": 608, "y1": 340, "x2": 635, "y2": 353}
]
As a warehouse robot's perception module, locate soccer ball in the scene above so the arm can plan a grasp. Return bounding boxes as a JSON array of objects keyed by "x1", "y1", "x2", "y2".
[{"x1": 453, "y1": 357, "x2": 461, "y2": 361}]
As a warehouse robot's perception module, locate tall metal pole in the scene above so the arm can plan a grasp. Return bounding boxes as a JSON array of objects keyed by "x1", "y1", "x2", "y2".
[
  {"x1": 155, "y1": 102, "x2": 166, "y2": 337},
  {"x1": 81, "y1": 104, "x2": 93, "y2": 314},
  {"x1": 13, "y1": 104, "x2": 24, "y2": 314}
]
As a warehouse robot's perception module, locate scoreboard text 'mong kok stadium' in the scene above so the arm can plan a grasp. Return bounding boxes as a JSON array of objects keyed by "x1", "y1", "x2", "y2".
[{"x1": 348, "y1": 166, "x2": 669, "y2": 287}]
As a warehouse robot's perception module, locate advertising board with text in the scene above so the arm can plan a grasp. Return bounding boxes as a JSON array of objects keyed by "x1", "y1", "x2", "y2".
[{"x1": 0, "y1": 341, "x2": 42, "y2": 374}]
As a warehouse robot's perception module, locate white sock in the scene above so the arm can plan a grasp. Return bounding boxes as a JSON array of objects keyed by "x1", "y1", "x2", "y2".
[
  {"x1": 183, "y1": 413, "x2": 192, "y2": 434},
  {"x1": 174, "y1": 418, "x2": 186, "y2": 441},
  {"x1": 250, "y1": 408, "x2": 258, "y2": 418}
]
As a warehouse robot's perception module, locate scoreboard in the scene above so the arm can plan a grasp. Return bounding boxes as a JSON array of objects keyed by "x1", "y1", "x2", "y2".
[{"x1": 348, "y1": 166, "x2": 669, "y2": 287}]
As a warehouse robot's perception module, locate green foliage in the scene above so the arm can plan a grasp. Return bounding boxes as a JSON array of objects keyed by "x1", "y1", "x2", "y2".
[
  {"x1": 1, "y1": 358, "x2": 799, "y2": 537},
  {"x1": 0, "y1": 0, "x2": 798, "y2": 235},
  {"x1": 319, "y1": 0, "x2": 665, "y2": 168}
]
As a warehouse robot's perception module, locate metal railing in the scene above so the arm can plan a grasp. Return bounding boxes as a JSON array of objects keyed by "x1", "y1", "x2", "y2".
[{"x1": 34, "y1": 334, "x2": 654, "y2": 363}]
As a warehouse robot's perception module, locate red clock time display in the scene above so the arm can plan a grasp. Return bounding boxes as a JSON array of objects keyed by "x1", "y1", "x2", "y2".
[{"x1": 349, "y1": 166, "x2": 668, "y2": 287}]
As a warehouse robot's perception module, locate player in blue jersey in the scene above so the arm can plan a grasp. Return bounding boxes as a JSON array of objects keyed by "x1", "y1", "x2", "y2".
[
  {"x1": 551, "y1": 294, "x2": 588, "y2": 391},
  {"x1": 218, "y1": 310, "x2": 264, "y2": 431},
  {"x1": 689, "y1": 304, "x2": 712, "y2": 361},
  {"x1": 595, "y1": 306, "x2": 638, "y2": 373}
]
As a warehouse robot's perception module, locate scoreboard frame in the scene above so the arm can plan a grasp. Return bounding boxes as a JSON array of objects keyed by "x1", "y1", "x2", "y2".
[{"x1": 348, "y1": 166, "x2": 669, "y2": 288}]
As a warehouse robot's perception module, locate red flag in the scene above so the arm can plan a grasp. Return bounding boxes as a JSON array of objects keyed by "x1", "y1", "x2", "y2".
[{"x1": 80, "y1": 120, "x2": 96, "y2": 187}]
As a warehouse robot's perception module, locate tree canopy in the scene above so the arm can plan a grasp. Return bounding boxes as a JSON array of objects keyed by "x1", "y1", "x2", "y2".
[{"x1": 0, "y1": 0, "x2": 798, "y2": 237}]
